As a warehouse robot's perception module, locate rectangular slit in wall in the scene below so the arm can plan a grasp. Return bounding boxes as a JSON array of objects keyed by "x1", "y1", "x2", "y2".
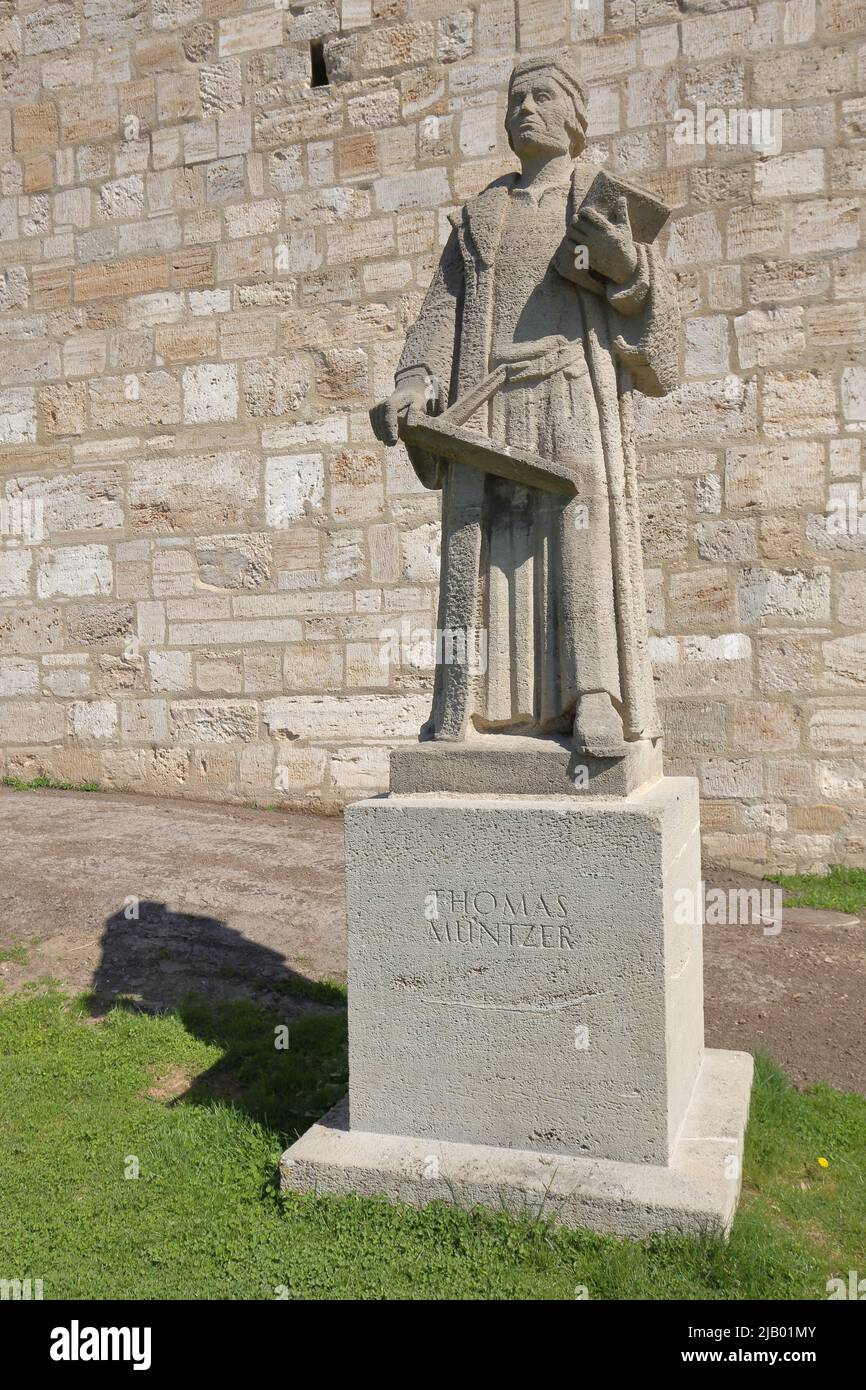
[{"x1": 310, "y1": 40, "x2": 329, "y2": 88}]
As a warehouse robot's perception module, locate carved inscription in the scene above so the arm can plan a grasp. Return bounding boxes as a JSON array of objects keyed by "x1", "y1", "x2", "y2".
[{"x1": 426, "y1": 889, "x2": 576, "y2": 949}]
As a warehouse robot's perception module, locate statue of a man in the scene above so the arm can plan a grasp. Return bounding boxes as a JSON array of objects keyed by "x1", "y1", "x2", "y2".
[{"x1": 374, "y1": 53, "x2": 680, "y2": 758}]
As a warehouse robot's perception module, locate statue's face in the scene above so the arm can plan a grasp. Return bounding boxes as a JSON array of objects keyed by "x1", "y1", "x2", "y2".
[{"x1": 506, "y1": 72, "x2": 575, "y2": 158}]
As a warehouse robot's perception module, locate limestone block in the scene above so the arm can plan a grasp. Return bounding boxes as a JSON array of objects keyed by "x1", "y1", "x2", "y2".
[
  {"x1": 668, "y1": 568, "x2": 731, "y2": 626},
  {"x1": 196, "y1": 654, "x2": 243, "y2": 695},
  {"x1": 195, "y1": 533, "x2": 270, "y2": 591},
  {"x1": 374, "y1": 168, "x2": 451, "y2": 213},
  {"x1": 324, "y1": 530, "x2": 364, "y2": 585},
  {"x1": 67, "y1": 602, "x2": 133, "y2": 649},
  {"x1": 666, "y1": 212, "x2": 721, "y2": 266},
  {"x1": 755, "y1": 150, "x2": 824, "y2": 200},
  {"x1": 0, "y1": 342, "x2": 60, "y2": 386},
  {"x1": 170, "y1": 699, "x2": 257, "y2": 743},
  {"x1": 0, "y1": 700, "x2": 64, "y2": 743},
  {"x1": 789, "y1": 198, "x2": 860, "y2": 254},
  {"x1": 753, "y1": 47, "x2": 854, "y2": 104},
  {"x1": 217, "y1": 11, "x2": 282, "y2": 58},
  {"x1": 823, "y1": 636, "x2": 866, "y2": 690},
  {"x1": 0, "y1": 549, "x2": 33, "y2": 598},
  {"x1": 87, "y1": 371, "x2": 180, "y2": 429},
  {"x1": 13, "y1": 102, "x2": 59, "y2": 153},
  {"x1": 809, "y1": 707, "x2": 866, "y2": 753},
  {"x1": 762, "y1": 372, "x2": 837, "y2": 439},
  {"x1": 0, "y1": 658, "x2": 38, "y2": 696},
  {"x1": 24, "y1": 5, "x2": 81, "y2": 54},
  {"x1": 736, "y1": 566, "x2": 831, "y2": 625},
  {"x1": 748, "y1": 259, "x2": 828, "y2": 305},
  {"x1": 807, "y1": 304, "x2": 866, "y2": 351},
  {"x1": 263, "y1": 693, "x2": 429, "y2": 740},
  {"x1": 243, "y1": 357, "x2": 310, "y2": 417},
  {"x1": 724, "y1": 443, "x2": 824, "y2": 510},
  {"x1": 651, "y1": 633, "x2": 753, "y2": 699},
  {"x1": 273, "y1": 744, "x2": 327, "y2": 789},
  {"x1": 37, "y1": 544, "x2": 112, "y2": 599},
  {"x1": 121, "y1": 698, "x2": 169, "y2": 744},
  {"x1": 477, "y1": 0, "x2": 515, "y2": 55},
  {"x1": 731, "y1": 702, "x2": 800, "y2": 753},
  {"x1": 733, "y1": 308, "x2": 805, "y2": 370},
  {"x1": 70, "y1": 699, "x2": 117, "y2": 743},
  {"x1": 357, "y1": 22, "x2": 435, "y2": 74},
  {"x1": 148, "y1": 650, "x2": 193, "y2": 692},
  {"x1": 0, "y1": 607, "x2": 63, "y2": 654},
  {"x1": 459, "y1": 105, "x2": 499, "y2": 158},
  {"x1": 330, "y1": 448, "x2": 383, "y2": 520},
  {"x1": 97, "y1": 175, "x2": 144, "y2": 221},
  {"x1": 265, "y1": 454, "x2": 324, "y2": 527},
  {"x1": 684, "y1": 315, "x2": 729, "y2": 376},
  {"x1": 182, "y1": 363, "x2": 238, "y2": 423},
  {"x1": 153, "y1": 0, "x2": 201, "y2": 32},
  {"x1": 283, "y1": 645, "x2": 343, "y2": 691},
  {"x1": 0, "y1": 388, "x2": 36, "y2": 443},
  {"x1": 636, "y1": 377, "x2": 757, "y2": 445},
  {"x1": 758, "y1": 634, "x2": 817, "y2": 693},
  {"x1": 842, "y1": 366, "x2": 866, "y2": 424},
  {"x1": 10, "y1": 469, "x2": 123, "y2": 532},
  {"x1": 329, "y1": 744, "x2": 390, "y2": 792},
  {"x1": 129, "y1": 450, "x2": 259, "y2": 534},
  {"x1": 726, "y1": 204, "x2": 785, "y2": 259}
]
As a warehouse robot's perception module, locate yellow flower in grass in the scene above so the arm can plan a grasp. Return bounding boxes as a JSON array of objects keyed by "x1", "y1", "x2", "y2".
[{"x1": 817, "y1": 1156, "x2": 829, "y2": 1168}]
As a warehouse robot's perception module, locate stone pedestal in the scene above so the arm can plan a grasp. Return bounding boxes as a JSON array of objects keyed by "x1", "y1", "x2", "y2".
[
  {"x1": 281, "y1": 766, "x2": 753, "y2": 1237},
  {"x1": 390, "y1": 732, "x2": 663, "y2": 798}
]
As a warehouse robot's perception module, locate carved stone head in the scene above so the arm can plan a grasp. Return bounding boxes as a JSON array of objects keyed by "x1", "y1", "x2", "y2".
[{"x1": 505, "y1": 54, "x2": 589, "y2": 160}]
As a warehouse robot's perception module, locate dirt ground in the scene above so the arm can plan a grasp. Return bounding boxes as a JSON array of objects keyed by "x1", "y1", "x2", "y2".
[{"x1": 1, "y1": 787, "x2": 863, "y2": 1093}]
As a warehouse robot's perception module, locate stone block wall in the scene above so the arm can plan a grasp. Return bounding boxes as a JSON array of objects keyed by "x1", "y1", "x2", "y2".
[{"x1": 0, "y1": 0, "x2": 864, "y2": 872}]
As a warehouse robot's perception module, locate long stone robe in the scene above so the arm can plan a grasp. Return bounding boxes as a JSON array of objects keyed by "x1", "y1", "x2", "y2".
[{"x1": 396, "y1": 160, "x2": 679, "y2": 744}]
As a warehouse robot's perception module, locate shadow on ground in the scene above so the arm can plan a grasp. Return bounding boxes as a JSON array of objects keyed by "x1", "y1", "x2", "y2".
[
  {"x1": 87, "y1": 900, "x2": 347, "y2": 1142},
  {"x1": 90, "y1": 898, "x2": 344, "y2": 1015}
]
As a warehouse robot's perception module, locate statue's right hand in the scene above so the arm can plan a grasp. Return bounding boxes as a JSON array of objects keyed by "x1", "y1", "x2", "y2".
[{"x1": 371, "y1": 383, "x2": 430, "y2": 447}]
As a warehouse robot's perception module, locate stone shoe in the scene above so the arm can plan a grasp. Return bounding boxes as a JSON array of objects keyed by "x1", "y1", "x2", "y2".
[{"x1": 572, "y1": 692, "x2": 630, "y2": 758}]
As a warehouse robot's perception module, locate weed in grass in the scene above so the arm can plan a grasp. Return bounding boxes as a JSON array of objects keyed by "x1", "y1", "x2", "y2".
[{"x1": 1, "y1": 775, "x2": 101, "y2": 793}]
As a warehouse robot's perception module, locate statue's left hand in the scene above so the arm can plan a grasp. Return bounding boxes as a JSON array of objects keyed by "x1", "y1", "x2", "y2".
[
  {"x1": 570, "y1": 194, "x2": 638, "y2": 285},
  {"x1": 370, "y1": 383, "x2": 428, "y2": 446}
]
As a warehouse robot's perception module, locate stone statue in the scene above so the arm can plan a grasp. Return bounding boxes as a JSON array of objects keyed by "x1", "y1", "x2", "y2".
[
  {"x1": 287, "y1": 70, "x2": 753, "y2": 1230},
  {"x1": 373, "y1": 52, "x2": 680, "y2": 759}
]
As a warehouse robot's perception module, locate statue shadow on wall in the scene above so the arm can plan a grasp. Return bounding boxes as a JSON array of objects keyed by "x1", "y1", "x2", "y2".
[{"x1": 86, "y1": 900, "x2": 347, "y2": 1144}]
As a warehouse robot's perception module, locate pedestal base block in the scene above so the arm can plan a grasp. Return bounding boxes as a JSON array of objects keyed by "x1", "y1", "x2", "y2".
[{"x1": 280, "y1": 1049, "x2": 753, "y2": 1238}]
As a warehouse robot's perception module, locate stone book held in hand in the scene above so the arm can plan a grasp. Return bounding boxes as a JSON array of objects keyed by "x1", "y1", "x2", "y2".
[{"x1": 576, "y1": 170, "x2": 671, "y2": 245}]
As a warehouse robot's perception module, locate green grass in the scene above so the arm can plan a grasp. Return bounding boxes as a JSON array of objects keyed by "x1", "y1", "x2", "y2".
[
  {"x1": 0, "y1": 989, "x2": 862, "y2": 1301},
  {"x1": 1, "y1": 774, "x2": 101, "y2": 793},
  {"x1": 766, "y1": 866, "x2": 866, "y2": 917},
  {"x1": 0, "y1": 943, "x2": 29, "y2": 965}
]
